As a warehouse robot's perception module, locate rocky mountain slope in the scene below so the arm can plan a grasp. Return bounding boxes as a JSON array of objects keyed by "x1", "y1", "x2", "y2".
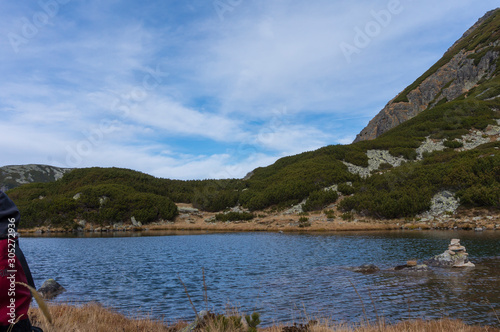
[
  {"x1": 0, "y1": 164, "x2": 73, "y2": 191},
  {"x1": 354, "y1": 8, "x2": 500, "y2": 143},
  {"x1": 6, "y1": 8, "x2": 500, "y2": 229}
]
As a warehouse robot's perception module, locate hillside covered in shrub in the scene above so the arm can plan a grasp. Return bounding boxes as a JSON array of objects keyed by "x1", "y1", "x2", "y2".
[{"x1": 6, "y1": 9, "x2": 500, "y2": 228}]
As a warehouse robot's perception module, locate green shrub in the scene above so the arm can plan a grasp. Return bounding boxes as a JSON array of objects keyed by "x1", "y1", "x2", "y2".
[
  {"x1": 298, "y1": 216, "x2": 311, "y2": 227},
  {"x1": 302, "y1": 189, "x2": 339, "y2": 212},
  {"x1": 388, "y1": 147, "x2": 417, "y2": 160},
  {"x1": 337, "y1": 183, "x2": 355, "y2": 195},
  {"x1": 379, "y1": 162, "x2": 393, "y2": 170},
  {"x1": 324, "y1": 209, "x2": 335, "y2": 219},
  {"x1": 341, "y1": 212, "x2": 354, "y2": 221},
  {"x1": 459, "y1": 185, "x2": 500, "y2": 208},
  {"x1": 192, "y1": 187, "x2": 239, "y2": 212},
  {"x1": 245, "y1": 312, "x2": 261, "y2": 332},
  {"x1": 443, "y1": 140, "x2": 464, "y2": 149}
]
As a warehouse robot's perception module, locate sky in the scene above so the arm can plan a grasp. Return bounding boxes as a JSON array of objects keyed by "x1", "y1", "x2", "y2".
[{"x1": 0, "y1": 1, "x2": 498, "y2": 180}]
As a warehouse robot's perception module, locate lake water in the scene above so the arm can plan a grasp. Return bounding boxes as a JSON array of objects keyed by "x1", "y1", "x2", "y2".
[{"x1": 19, "y1": 230, "x2": 500, "y2": 327}]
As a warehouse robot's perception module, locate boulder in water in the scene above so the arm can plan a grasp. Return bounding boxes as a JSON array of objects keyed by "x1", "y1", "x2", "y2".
[{"x1": 37, "y1": 279, "x2": 66, "y2": 299}]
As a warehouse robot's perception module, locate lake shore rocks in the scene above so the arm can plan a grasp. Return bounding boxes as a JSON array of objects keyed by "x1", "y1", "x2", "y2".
[
  {"x1": 349, "y1": 239, "x2": 475, "y2": 274},
  {"x1": 424, "y1": 239, "x2": 475, "y2": 268},
  {"x1": 394, "y1": 260, "x2": 429, "y2": 271}
]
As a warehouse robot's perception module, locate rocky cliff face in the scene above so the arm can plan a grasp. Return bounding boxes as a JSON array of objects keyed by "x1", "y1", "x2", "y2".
[
  {"x1": 0, "y1": 164, "x2": 73, "y2": 191},
  {"x1": 354, "y1": 9, "x2": 500, "y2": 143}
]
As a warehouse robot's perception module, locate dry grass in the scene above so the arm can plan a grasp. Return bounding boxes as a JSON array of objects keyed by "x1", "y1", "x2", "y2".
[
  {"x1": 27, "y1": 304, "x2": 499, "y2": 332},
  {"x1": 28, "y1": 303, "x2": 186, "y2": 332},
  {"x1": 264, "y1": 319, "x2": 500, "y2": 331}
]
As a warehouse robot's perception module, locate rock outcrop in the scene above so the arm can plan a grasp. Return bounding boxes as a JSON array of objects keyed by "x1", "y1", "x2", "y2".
[
  {"x1": 354, "y1": 9, "x2": 500, "y2": 143},
  {"x1": 425, "y1": 239, "x2": 475, "y2": 268},
  {"x1": 0, "y1": 164, "x2": 73, "y2": 191},
  {"x1": 342, "y1": 149, "x2": 407, "y2": 178},
  {"x1": 418, "y1": 191, "x2": 460, "y2": 218}
]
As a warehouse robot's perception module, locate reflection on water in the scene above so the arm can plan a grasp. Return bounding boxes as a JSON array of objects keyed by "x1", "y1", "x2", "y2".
[{"x1": 19, "y1": 230, "x2": 500, "y2": 326}]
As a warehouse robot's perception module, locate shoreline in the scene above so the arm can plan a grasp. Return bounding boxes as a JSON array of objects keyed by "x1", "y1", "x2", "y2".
[
  {"x1": 27, "y1": 303, "x2": 500, "y2": 331},
  {"x1": 18, "y1": 204, "x2": 500, "y2": 235}
]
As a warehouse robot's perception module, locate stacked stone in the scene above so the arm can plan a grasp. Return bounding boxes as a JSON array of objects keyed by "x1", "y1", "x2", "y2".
[
  {"x1": 425, "y1": 238, "x2": 475, "y2": 267},
  {"x1": 445, "y1": 239, "x2": 475, "y2": 267}
]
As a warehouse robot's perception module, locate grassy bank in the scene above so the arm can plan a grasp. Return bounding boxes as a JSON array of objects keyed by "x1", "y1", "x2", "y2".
[
  {"x1": 18, "y1": 206, "x2": 500, "y2": 235},
  {"x1": 27, "y1": 303, "x2": 499, "y2": 331}
]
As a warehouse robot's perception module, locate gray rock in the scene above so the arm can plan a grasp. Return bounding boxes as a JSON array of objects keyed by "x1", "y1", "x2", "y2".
[
  {"x1": 204, "y1": 216, "x2": 216, "y2": 223},
  {"x1": 418, "y1": 191, "x2": 460, "y2": 218},
  {"x1": 416, "y1": 137, "x2": 446, "y2": 160},
  {"x1": 0, "y1": 164, "x2": 73, "y2": 191},
  {"x1": 394, "y1": 264, "x2": 429, "y2": 272},
  {"x1": 131, "y1": 216, "x2": 142, "y2": 227},
  {"x1": 37, "y1": 279, "x2": 66, "y2": 299},
  {"x1": 178, "y1": 207, "x2": 200, "y2": 214},
  {"x1": 282, "y1": 199, "x2": 306, "y2": 215},
  {"x1": 229, "y1": 205, "x2": 249, "y2": 213},
  {"x1": 351, "y1": 264, "x2": 380, "y2": 273},
  {"x1": 343, "y1": 150, "x2": 408, "y2": 178},
  {"x1": 99, "y1": 196, "x2": 109, "y2": 206}
]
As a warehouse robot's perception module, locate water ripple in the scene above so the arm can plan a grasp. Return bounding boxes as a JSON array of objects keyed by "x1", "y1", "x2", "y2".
[{"x1": 20, "y1": 230, "x2": 500, "y2": 327}]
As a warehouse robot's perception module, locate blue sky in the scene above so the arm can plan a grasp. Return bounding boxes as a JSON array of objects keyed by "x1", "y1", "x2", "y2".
[{"x1": 0, "y1": 1, "x2": 498, "y2": 179}]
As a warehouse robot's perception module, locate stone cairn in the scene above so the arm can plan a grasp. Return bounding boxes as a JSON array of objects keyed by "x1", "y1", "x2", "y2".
[
  {"x1": 447, "y1": 239, "x2": 475, "y2": 267},
  {"x1": 425, "y1": 238, "x2": 475, "y2": 267}
]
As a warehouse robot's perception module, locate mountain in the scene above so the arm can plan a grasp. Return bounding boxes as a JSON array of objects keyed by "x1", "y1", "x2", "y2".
[
  {"x1": 6, "y1": 9, "x2": 500, "y2": 229},
  {"x1": 0, "y1": 164, "x2": 73, "y2": 192},
  {"x1": 354, "y1": 8, "x2": 500, "y2": 143}
]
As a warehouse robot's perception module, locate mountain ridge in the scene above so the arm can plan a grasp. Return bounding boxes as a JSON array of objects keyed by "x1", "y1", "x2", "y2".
[
  {"x1": 354, "y1": 8, "x2": 500, "y2": 143},
  {"x1": 0, "y1": 164, "x2": 73, "y2": 192}
]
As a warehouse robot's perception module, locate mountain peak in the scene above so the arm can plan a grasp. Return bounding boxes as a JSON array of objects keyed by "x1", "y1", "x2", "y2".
[{"x1": 354, "y1": 8, "x2": 500, "y2": 143}]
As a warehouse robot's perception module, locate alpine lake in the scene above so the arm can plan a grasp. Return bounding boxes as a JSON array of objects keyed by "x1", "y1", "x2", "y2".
[{"x1": 20, "y1": 230, "x2": 500, "y2": 327}]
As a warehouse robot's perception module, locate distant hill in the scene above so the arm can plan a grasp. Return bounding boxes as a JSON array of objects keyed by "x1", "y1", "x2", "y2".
[
  {"x1": 0, "y1": 164, "x2": 73, "y2": 191},
  {"x1": 6, "y1": 167, "x2": 242, "y2": 229},
  {"x1": 354, "y1": 8, "x2": 500, "y2": 142},
  {"x1": 6, "y1": 8, "x2": 500, "y2": 229}
]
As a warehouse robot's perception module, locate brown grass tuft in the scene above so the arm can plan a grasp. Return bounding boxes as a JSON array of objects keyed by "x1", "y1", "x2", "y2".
[
  {"x1": 28, "y1": 303, "x2": 186, "y2": 332},
  {"x1": 16, "y1": 282, "x2": 53, "y2": 324}
]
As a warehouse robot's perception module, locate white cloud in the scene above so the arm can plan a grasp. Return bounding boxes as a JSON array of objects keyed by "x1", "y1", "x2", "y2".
[
  {"x1": 254, "y1": 125, "x2": 332, "y2": 155},
  {"x1": 124, "y1": 96, "x2": 247, "y2": 142}
]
